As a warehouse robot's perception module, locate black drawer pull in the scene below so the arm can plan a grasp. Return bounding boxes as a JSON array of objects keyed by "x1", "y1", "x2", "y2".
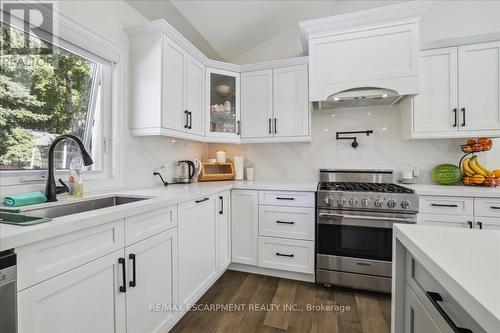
[
  {"x1": 268, "y1": 118, "x2": 272, "y2": 134},
  {"x1": 195, "y1": 198, "x2": 209, "y2": 203},
  {"x1": 219, "y1": 196, "x2": 223, "y2": 215},
  {"x1": 461, "y1": 107, "x2": 466, "y2": 127},
  {"x1": 426, "y1": 292, "x2": 473, "y2": 333},
  {"x1": 491, "y1": 206, "x2": 500, "y2": 210},
  {"x1": 276, "y1": 220, "x2": 294, "y2": 225},
  {"x1": 452, "y1": 108, "x2": 458, "y2": 127},
  {"x1": 129, "y1": 253, "x2": 136, "y2": 287},
  {"x1": 276, "y1": 197, "x2": 295, "y2": 201},
  {"x1": 276, "y1": 252, "x2": 294, "y2": 258},
  {"x1": 477, "y1": 221, "x2": 483, "y2": 229},
  {"x1": 119, "y1": 257, "x2": 126, "y2": 293},
  {"x1": 431, "y1": 203, "x2": 458, "y2": 208},
  {"x1": 184, "y1": 110, "x2": 189, "y2": 129},
  {"x1": 467, "y1": 221, "x2": 473, "y2": 229}
]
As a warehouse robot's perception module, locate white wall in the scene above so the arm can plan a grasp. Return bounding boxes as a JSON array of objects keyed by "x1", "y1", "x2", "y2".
[{"x1": 208, "y1": 106, "x2": 465, "y2": 183}]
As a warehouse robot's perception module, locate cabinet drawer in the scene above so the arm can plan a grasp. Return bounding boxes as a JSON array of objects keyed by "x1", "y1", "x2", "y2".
[
  {"x1": 417, "y1": 213, "x2": 473, "y2": 228},
  {"x1": 17, "y1": 219, "x2": 125, "y2": 290},
  {"x1": 258, "y1": 236, "x2": 314, "y2": 274},
  {"x1": 419, "y1": 196, "x2": 473, "y2": 216},
  {"x1": 259, "y1": 205, "x2": 314, "y2": 240},
  {"x1": 259, "y1": 191, "x2": 315, "y2": 208},
  {"x1": 474, "y1": 198, "x2": 500, "y2": 217},
  {"x1": 404, "y1": 283, "x2": 442, "y2": 333},
  {"x1": 405, "y1": 254, "x2": 485, "y2": 333},
  {"x1": 125, "y1": 205, "x2": 177, "y2": 246}
]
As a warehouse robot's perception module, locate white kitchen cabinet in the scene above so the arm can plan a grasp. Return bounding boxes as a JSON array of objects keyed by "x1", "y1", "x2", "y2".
[
  {"x1": 413, "y1": 47, "x2": 458, "y2": 134},
  {"x1": 240, "y1": 70, "x2": 273, "y2": 139},
  {"x1": 273, "y1": 65, "x2": 309, "y2": 137},
  {"x1": 458, "y1": 41, "x2": 500, "y2": 131},
  {"x1": 130, "y1": 31, "x2": 205, "y2": 140},
  {"x1": 162, "y1": 34, "x2": 186, "y2": 133},
  {"x1": 231, "y1": 190, "x2": 259, "y2": 265},
  {"x1": 18, "y1": 250, "x2": 126, "y2": 333},
  {"x1": 216, "y1": 191, "x2": 231, "y2": 272},
  {"x1": 125, "y1": 229, "x2": 178, "y2": 333},
  {"x1": 406, "y1": 40, "x2": 500, "y2": 139},
  {"x1": 404, "y1": 284, "x2": 441, "y2": 333},
  {"x1": 258, "y1": 236, "x2": 314, "y2": 274},
  {"x1": 185, "y1": 54, "x2": 205, "y2": 136},
  {"x1": 125, "y1": 205, "x2": 177, "y2": 246},
  {"x1": 178, "y1": 196, "x2": 217, "y2": 306},
  {"x1": 240, "y1": 65, "x2": 310, "y2": 142},
  {"x1": 205, "y1": 68, "x2": 240, "y2": 142},
  {"x1": 417, "y1": 213, "x2": 473, "y2": 229}
]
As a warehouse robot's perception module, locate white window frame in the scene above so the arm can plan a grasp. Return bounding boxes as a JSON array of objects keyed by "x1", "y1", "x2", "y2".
[{"x1": 0, "y1": 3, "x2": 124, "y2": 194}]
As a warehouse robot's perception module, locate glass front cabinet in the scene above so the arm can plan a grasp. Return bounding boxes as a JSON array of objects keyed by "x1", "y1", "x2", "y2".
[{"x1": 205, "y1": 68, "x2": 240, "y2": 141}]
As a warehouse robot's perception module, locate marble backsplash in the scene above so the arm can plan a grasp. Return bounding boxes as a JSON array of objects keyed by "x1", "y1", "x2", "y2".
[{"x1": 208, "y1": 105, "x2": 483, "y2": 184}]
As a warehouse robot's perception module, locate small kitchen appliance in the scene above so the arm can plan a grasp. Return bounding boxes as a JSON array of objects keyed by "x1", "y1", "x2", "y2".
[
  {"x1": 175, "y1": 160, "x2": 201, "y2": 184},
  {"x1": 316, "y1": 169, "x2": 419, "y2": 293}
]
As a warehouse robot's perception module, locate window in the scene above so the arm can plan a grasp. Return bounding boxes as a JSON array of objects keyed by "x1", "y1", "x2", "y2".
[{"x1": 0, "y1": 5, "x2": 117, "y2": 187}]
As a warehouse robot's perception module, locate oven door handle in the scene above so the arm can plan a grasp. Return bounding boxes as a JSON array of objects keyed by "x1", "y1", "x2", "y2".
[{"x1": 318, "y1": 213, "x2": 415, "y2": 228}]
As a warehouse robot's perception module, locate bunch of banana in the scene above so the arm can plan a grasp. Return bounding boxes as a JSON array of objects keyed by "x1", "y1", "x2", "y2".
[{"x1": 462, "y1": 156, "x2": 495, "y2": 185}]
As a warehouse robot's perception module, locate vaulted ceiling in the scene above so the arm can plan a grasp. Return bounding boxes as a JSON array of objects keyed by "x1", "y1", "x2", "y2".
[{"x1": 129, "y1": 0, "x2": 405, "y2": 62}]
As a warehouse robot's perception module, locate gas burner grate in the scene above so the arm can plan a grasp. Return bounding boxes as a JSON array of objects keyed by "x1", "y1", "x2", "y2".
[{"x1": 319, "y1": 182, "x2": 414, "y2": 194}]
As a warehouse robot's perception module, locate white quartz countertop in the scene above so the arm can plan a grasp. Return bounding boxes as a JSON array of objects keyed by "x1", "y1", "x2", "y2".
[
  {"x1": 394, "y1": 224, "x2": 500, "y2": 332},
  {"x1": 0, "y1": 181, "x2": 317, "y2": 250},
  {"x1": 407, "y1": 184, "x2": 500, "y2": 198}
]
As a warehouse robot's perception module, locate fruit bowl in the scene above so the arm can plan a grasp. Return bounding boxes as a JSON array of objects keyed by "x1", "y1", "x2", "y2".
[
  {"x1": 461, "y1": 156, "x2": 499, "y2": 187},
  {"x1": 461, "y1": 138, "x2": 493, "y2": 153}
]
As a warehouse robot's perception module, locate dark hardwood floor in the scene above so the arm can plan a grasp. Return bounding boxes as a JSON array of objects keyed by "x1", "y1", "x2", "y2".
[{"x1": 171, "y1": 270, "x2": 391, "y2": 333}]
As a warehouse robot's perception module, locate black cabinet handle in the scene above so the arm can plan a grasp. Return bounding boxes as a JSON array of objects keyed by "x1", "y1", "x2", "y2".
[
  {"x1": 274, "y1": 118, "x2": 277, "y2": 134},
  {"x1": 276, "y1": 197, "x2": 295, "y2": 201},
  {"x1": 426, "y1": 292, "x2": 473, "y2": 333},
  {"x1": 119, "y1": 257, "x2": 126, "y2": 293},
  {"x1": 184, "y1": 110, "x2": 189, "y2": 129},
  {"x1": 477, "y1": 221, "x2": 483, "y2": 229},
  {"x1": 491, "y1": 206, "x2": 500, "y2": 210},
  {"x1": 467, "y1": 221, "x2": 473, "y2": 229},
  {"x1": 237, "y1": 120, "x2": 240, "y2": 135},
  {"x1": 188, "y1": 111, "x2": 192, "y2": 129},
  {"x1": 268, "y1": 118, "x2": 272, "y2": 134},
  {"x1": 276, "y1": 252, "x2": 294, "y2": 258},
  {"x1": 276, "y1": 220, "x2": 294, "y2": 225},
  {"x1": 452, "y1": 108, "x2": 458, "y2": 127},
  {"x1": 219, "y1": 196, "x2": 223, "y2": 215},
  {"x1": 129, "y1": 254, "x2": 136, "y2": 287},
  {"x1": 431, "y1": 203, "x2": 458, "y2": 208},
  {"x1": 461, "y1": 107, "x2": 466, "y2": 127},
  {"x1": 195, "y1": 197, "x2": 209, "y2": 204}
]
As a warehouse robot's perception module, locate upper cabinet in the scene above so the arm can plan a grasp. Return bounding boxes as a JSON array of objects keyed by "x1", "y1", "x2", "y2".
[
  {"x1": 205, "y1": 68, "x2": 240, "y2": 142},
  {"x1": 127, "y1": 21, "x2": 310, "y2": 144},
  {"x1": 407, "y1": 40, "x2": 500, "y2": 139},
  {"x1": 130, "y1": 31, "x2": 205, "y2": 140},
  {"x1": 241, "y1": 63, "x2": 310, "y2": 143}
]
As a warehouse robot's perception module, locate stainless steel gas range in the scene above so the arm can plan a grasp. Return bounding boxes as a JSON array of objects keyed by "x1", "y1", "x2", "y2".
[{"x1": 316, "y1": 169, "x2": 419, "y2": 293}]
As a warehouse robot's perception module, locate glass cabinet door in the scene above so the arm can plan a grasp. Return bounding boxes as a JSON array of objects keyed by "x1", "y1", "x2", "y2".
[{"x1": 207, "y1": 69, "x2": 239, "y2": 137}]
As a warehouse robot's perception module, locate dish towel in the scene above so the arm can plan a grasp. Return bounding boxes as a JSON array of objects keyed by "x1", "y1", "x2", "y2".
[{"x1": 4, "y1": 192, "x2": 47, "y2": 207}]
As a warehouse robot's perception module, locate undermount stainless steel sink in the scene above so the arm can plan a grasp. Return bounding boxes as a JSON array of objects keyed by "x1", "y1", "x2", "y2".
[{"x1": 3, "y1": 196, "x2": 149, "y2": 219}]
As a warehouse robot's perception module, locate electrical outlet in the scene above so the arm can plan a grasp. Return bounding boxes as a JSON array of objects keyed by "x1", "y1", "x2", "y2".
[{"x1": 412, "y1": 165, "x2": 420, "y2": 178}]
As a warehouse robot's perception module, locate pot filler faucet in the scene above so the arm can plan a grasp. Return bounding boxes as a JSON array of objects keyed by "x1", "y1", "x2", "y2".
[{"x1": 45, "y1": 134, "x2": 94, "y2": 202}]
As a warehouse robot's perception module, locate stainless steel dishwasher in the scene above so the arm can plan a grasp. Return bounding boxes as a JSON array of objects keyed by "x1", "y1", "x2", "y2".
[{"x1": 0, "y1": 250, "x2": 16, "y2": 333}]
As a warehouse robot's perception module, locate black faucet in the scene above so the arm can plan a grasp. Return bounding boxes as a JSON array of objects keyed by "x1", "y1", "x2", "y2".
[{"x1": 45, "y1": 134, "x2": 94, "y2": 202}]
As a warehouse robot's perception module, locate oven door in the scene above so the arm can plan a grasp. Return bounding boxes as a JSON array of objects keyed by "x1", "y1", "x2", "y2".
[{"x1": 317, "y1": 209, "x2": 416, "y2": 262}]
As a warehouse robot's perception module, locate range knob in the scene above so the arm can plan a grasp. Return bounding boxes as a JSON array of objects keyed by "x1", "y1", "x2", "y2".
[
  {"x1": 374, "y1": 198, "x2": 383, "y2": 208},
  {"x1": 349, "y1": 198, "x2": 358, "y2": 206},
  {"x1": 361, "y1": 198, "x2": 370, "y2": 207},
  {"x1": 337, "y1": 197, "x2": 346, "y2": 206},
  {"x1": 324, "y1": 195, "x2": 334, "y2": 206},
  {"x1": 387, "y1": 200, "x2": 397, "y2": 208},
  {"x1": 401, "y1": 200, "x2": 411, "y2": 209}
]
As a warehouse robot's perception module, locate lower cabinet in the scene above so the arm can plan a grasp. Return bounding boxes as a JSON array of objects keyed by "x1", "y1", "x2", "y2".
[
  {"x1": 404, "y1": 283, "x2": 441, "y2": 333},
  {"x1": 178, "y1": 195, "x2": 217, "y2": 306},
  {"x1": 216, "y1": 191, "x2": 231, "y2": 272},
  {"x1": 417, "y1": 213, "x2": 473, "y2": 228},
  {"x1": 18, "y1": 250, "x2": 126, "y2": 333},
  {"x1": 125, "y1": 228, "x2": 178, "y2": 333},
  {"x1": 231, "y1": 190, "x2": 259, "y2": 265}
]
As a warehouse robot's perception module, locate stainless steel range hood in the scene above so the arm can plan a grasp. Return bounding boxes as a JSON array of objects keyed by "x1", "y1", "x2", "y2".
[{"x1": 312, "y1": 87, "x2": 406, "y2": 110}]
